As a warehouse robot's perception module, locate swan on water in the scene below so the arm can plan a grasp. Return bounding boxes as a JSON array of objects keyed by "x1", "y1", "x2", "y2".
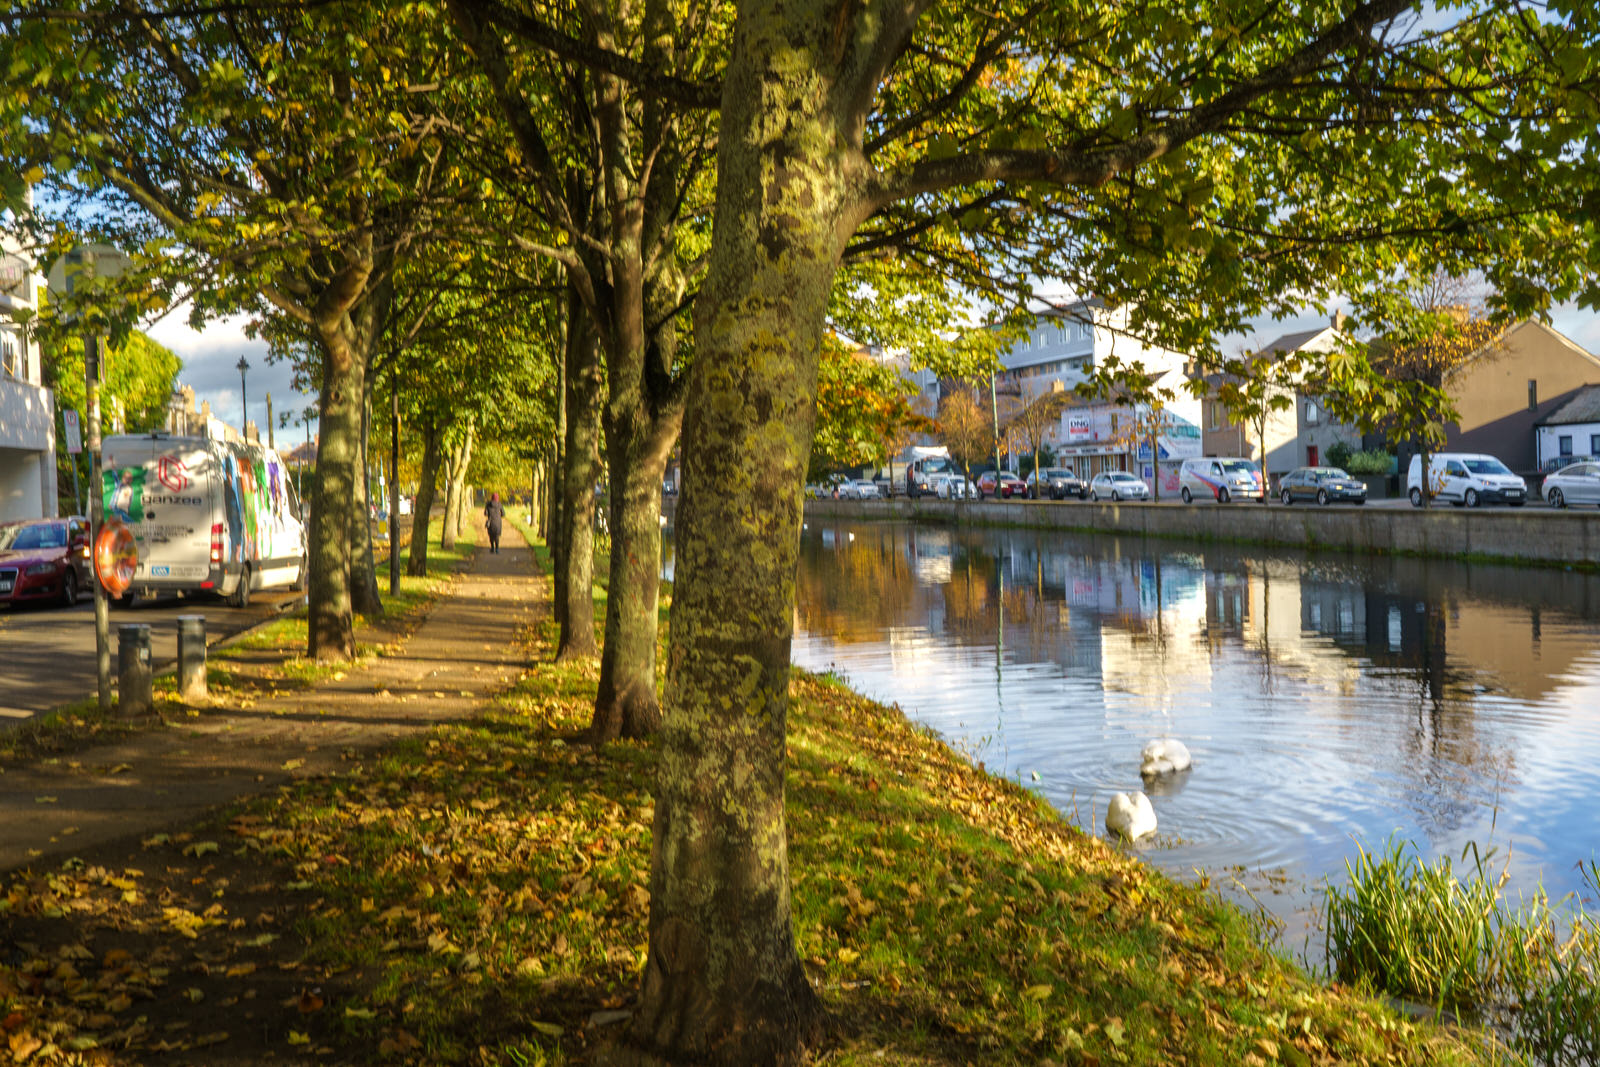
[
  {"x1": 1105, "y1": 791, "x2": 1157, "y2": 840},
  {"x1": 1140, "y1": 738, "x2": 1191, "y2": 778}
]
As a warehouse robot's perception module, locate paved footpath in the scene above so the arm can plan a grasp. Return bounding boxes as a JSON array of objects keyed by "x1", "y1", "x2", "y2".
[{"x1": 0, "y1": 520, "x2": 540, "y2": 873}]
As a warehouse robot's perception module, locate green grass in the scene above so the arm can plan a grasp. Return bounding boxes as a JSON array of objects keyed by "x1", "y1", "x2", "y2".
[{"x1": 1325, "y1": 839, "x2": 1600, "y2": 1064}]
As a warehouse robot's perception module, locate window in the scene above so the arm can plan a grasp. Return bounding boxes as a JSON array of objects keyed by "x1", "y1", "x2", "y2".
[
  {"x1": 1528, "y1": 379, "x2": 1538, "y2": 410},
  {"x1": 1305, "y1": 400, "x2": 1319, "y2": 425},
  {"x1": 1592, "y1": 433, "x2": 1600, "y2": 455},
  {"x1": 1, "y1": 333, "x2": 16, "y2": 379},
  {"x1": 1559, "y1": 434, "x2": 1573, "y2": 457}
]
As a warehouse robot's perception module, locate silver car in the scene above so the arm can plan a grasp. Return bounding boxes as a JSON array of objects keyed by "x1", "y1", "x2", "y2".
[
  {"x1": 1088, "y1": 471, "x2": 1150, "y2": 501},
  {"x1": 1544, "y1": 461, "x2": 1600, "y2": 508},
  {"x1": 936, "y1": 473, "x2": 973, "y2": 499}
]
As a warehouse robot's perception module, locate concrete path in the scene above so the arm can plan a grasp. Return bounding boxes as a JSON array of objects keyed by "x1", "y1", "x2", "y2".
[{"x1": 0, "y1": 521, "x2": 540, "y2": 873}]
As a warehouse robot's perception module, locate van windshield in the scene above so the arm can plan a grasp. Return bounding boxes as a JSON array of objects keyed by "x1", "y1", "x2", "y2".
[
  {"x1": 1464, "y1": 458, "x2": 1513, "y2": 476},
  {"x1": 1219, "y1": 460, "x2": 1256, "y2": 475}
]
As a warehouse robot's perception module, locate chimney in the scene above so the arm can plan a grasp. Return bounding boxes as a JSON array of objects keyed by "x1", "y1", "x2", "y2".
[{"x1": 1332, "y1": 309, "x2": 1348, "y2": 332}]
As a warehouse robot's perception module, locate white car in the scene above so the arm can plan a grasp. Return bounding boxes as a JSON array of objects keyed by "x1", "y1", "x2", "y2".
[
  {"x1": 840, "y1": 479, "x2": 880, "y2": 500},
  {"x1": 1543, "y1": 461, "x2": 1600, "y2": 508},
  {"x1": 1089, "y1": 471, "x2": 1150, "y2": 501},
  {"x1": 1407, "y1": 452, "x2": 1527, "y2": 507},
  {"x1": 936, "y1": 473, "x2": 973, "y2": 499}
]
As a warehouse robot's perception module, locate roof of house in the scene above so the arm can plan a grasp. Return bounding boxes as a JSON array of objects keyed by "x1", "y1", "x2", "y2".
[
  {"x1": 1537, "y1": 383, "x2": 1600, "y2": 427},
  {"x1": 1256, "y1": 326, "x2": 1332, "y2": 356}
]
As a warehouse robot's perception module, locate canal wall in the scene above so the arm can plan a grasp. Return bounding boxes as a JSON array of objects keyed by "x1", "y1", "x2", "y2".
[{"x1": 803, "y1": 498, "x2": 1600, "y2": 570}]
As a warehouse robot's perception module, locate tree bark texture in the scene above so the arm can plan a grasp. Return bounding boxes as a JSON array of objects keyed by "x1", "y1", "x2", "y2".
[
  {"x1": 406, "y1": 416, "x2": 444, "y2": 577},
  {"x1": 350, "y1": 388, "x2": 383, "y2": 614},
  {"x1": 454, "y1": 421, "x2": 475, "y2": 535},
  {"x1": 307, "y1": 284, "x2": 373, "y2": 661},
  {"x1": 630, "y1": 3, "x2": 880, "y2": 1057},
  {"x1": 440, "y1": 428, "x2": 466, "y2": 549},
  {"x1": 556, "y1": 285, "x2": 604, "y2": 661}
]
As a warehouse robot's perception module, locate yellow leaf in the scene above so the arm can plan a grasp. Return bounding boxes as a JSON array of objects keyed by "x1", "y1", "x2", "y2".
[
  {"x1": 282, "y1": 759, "x2": 304, "y2": 771},
  {"x1": 287, "y1": 1030, "x2": 310, "y2": 1046},
  {"x1": 1022, "y1": 984, "x2": 1052, "y2": 1001},
  {"x1": 836, "y1": 947, "x2": 860, "y2": 965}
]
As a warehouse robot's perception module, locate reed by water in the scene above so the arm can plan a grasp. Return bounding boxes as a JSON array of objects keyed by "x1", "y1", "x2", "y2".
[{"x1": 1324, "y1": 839, "x2": 1599, "y2": 1064}]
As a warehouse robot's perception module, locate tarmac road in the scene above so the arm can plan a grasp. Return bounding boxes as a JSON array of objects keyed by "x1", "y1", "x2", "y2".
[{"x1": 0, "y1": 588, "x2": 303, "y2": 724}]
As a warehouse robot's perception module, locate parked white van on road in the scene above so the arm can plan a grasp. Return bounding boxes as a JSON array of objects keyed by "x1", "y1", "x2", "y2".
[
  {"x1": 100, "y1": 433, "x2": 307, "y2": 605},
  {"x1": 1406, "y1": 452, "x2": 1528, "y2": 508},
  {"x1": 1178, "y1": 457, "x2": 1264, "y2": 503}
]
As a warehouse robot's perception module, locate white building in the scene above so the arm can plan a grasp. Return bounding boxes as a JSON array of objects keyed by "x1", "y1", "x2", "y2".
[
  {"x1": 0, "y1": 209, "x2": 57, "y2": 521},
  {"x1": 993, "y1": 298, "x2": 1201, "y2": 489},
  {"x1": 1535, "y1": 384, "x2": 1600, "y2": 468}
]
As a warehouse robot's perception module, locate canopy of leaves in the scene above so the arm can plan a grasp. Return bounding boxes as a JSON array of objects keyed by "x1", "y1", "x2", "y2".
[{"x1": 809, "y1": 340, "x2": 930, "y2": 480}]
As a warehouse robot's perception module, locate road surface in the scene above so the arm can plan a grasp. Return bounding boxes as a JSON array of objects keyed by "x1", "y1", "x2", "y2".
[{"x1": 0, "y1": 589, "x2": 303, "y2": 724}]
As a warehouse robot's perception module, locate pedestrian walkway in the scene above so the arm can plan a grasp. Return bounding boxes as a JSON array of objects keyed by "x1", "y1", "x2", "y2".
[{"x1": 0, "y1": 521, "x2": 541, "y2": 873}]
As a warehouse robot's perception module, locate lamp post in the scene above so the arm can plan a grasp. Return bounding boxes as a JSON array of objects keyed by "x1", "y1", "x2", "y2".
[{"x1": 236, "y1": 355, "x2": 250, "y2": 441}]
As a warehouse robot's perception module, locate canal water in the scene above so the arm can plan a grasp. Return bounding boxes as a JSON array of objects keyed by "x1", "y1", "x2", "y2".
[{"x1": 787, "y1": 519, "x2": 1600, "y2": 950}]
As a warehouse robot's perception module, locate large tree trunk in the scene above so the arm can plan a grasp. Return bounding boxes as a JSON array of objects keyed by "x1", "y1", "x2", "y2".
[
  {"x1": 440, "y1": 429, "x2": 466, "y2": 549},
  {"x1": 406, "y1": 416, "x2": 444, "y2": 576},
  {"x1": 589, "y1": 396, "x2": 679, "y2": 741},
  {"x1": 629, "y1": 8, "x2": 870, "y2": 1056},
  {"x1": 555, "y1": 285, "x2": 604, "y2": 661},
  {"x1": 307, "y1": 267, "x2": 375, "y2": 661},
  {"x1": 453, "y1": 422, "x2": 475, "y2": 536}
]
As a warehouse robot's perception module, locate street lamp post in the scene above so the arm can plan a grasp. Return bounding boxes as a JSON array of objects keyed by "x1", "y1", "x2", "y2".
[{"x1": 236, "y1": 355, "x2": 250, "y2": 441}]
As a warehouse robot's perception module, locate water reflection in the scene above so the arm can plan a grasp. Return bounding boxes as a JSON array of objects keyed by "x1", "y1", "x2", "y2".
[{"x1": 791, "y1": 520, "x2": 1600, "y2": 935}]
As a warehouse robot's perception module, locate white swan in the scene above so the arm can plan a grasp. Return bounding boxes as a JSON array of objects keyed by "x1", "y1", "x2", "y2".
[
  {"x1": 1105, "y1": 792, "x2": 1157, "y2": 840},
  {"x1": 1140, "y1": 738, "x2": 1192, "y2": 778}
]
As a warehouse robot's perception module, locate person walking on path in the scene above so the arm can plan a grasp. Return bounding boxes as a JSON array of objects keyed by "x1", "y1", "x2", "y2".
[{"x1": 484, "y1": 492, "x2": 504, "y2": 553}]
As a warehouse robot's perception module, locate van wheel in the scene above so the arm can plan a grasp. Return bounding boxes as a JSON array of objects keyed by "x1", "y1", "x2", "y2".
[
  {"x1": 1089, "y1": 490, "x2": 1099, "y2": 502},
  {"x1": 1464, "y1": 489, "x2": 1480, "y2": 508},
  {"x1": 1181, "y1": 487, "x2": 1192, "y2": 504},
  {"x1": 230, "y1": 566, "x2": 252, "y2": 609},
  {"x1": 1218, "y1": 487, "x2": 1231, "y2": 504},
  {"x1": 1410, "y1": 487, "x2": 1424, "y2": 507}
]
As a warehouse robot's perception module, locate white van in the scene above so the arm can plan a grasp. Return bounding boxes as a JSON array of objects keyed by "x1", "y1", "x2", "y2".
[
  {"x1": 100, "y1": 433, "x2": 307, "y2": 605},
  {"x1": 1178, "y1": 457, "x2": 1264, "y2": 503},
  {"x1": 1406, "y1": 452, "x2": 1527, "y2": 508}
]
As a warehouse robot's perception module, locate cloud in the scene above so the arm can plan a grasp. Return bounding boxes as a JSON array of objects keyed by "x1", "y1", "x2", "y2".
[{"x1": 142, "y1": 311, "x2": 317, "y2": 439}]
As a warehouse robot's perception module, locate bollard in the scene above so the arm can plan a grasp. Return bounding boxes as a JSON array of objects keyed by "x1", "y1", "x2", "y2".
[
  {"x1": 177, "y1": 615, "x2": 207, "y2": 703},
  {"x1": 117, "y1": 623, "x2": 153, "y2": 717}
]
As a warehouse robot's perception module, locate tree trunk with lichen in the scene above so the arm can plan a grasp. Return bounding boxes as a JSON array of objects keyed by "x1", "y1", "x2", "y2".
[
  {"x1": 626, "y1": 5, "x2": 876, "y2": 1058},
  {"x1": 556, "y1": 286, "x2": 604, "y2": 661},
  {"x1": 407, "y1": 416, "x2": 444, "y2": 576}
]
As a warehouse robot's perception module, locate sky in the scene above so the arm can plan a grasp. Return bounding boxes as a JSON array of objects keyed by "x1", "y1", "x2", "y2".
[{"x1": 143, "y1": 310, "x2": 318, "y2": 450}]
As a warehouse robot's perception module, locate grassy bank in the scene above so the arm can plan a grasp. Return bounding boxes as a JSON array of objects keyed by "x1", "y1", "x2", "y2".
[{"x1": 0, "y1": 541, "x2": 1517, "y2": 1065}]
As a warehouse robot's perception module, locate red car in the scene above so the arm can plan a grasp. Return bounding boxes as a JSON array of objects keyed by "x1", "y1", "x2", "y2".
[
  {"x1": 0, "y1": 517, "x2": 92, "y2": 609},
  {"x1": 975, "y1": 471, "x2": 1027, "y2": 499}
]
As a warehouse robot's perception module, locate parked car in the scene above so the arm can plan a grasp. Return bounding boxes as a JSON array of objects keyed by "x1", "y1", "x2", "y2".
[
  {"x1": 1179, "y1": 457, "x2": 1264, "y2": 503},
  {"x1": 1406, "y1": 452, "x2": 1527, "y2": 507},
  {"x1": 1025, "y1": 467, "x2": 1086, "y2": 500},
  {"x1": 838, "y1": 479, "x2": 880, "y2": 500},
  {"x1": 1279, "y1": 466, "x2": 1367, "y2": 506},
  {"x1": 975, "y1": 471, "x2": 1026, "y2": 499},
  {"x1": 1088, "y1": 471, "x2": 1150, "y2": 501},
  {"x1": 0, "y1": 516, "x2": 92, "y2": 609},
  {"x1": 1543, "y1": 461, "x2": 1600, "y2": 508},
  {"x1": 936, "y1": 472, "x2": 974, "y2": 499}
]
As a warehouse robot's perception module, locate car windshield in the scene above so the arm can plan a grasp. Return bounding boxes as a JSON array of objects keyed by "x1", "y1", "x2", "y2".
[
  {"x1": 1044, "y1": 469, "x2": 1071, "y2": 478},
  {"x1": 0, "y1": 522, "x2": 66, "y2": 551},
  {"x1": 1464, "y1": 458, "x2": 1513, "y2": 476},
  {"x1": 1219, "y1": 460, "x2": 1256, "y2": 475},
  {"x1": 1316, "y1": 468, "x2": 1352, "y2": 480},
  {"x1": 1106, "y1": 472, "x2": 1136, "y2": 482}
]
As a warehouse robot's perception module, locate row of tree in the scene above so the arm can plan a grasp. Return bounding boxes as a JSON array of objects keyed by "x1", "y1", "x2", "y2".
[{"x1": 6, "y1": 0, "x2": 1600, "y2": 1061}]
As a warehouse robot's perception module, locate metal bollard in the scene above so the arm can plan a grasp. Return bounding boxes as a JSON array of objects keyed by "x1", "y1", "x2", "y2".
[
  {"x1": 177, "y1": 615, "x2": 207, "y2": 702},
  {"x1": 117, "y1": 623, "x2": 153, "y2": 717}
]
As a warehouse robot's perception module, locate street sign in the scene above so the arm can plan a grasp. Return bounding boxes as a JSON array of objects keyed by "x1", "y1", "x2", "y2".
[{"x1": 62, "y1": 410, "x2": 82, "y2": 454}]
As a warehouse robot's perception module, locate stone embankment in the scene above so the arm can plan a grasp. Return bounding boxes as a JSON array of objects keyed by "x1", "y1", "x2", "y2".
[{"x1": 807, "y1": 498, "x2": 1600, "y2": 570}]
